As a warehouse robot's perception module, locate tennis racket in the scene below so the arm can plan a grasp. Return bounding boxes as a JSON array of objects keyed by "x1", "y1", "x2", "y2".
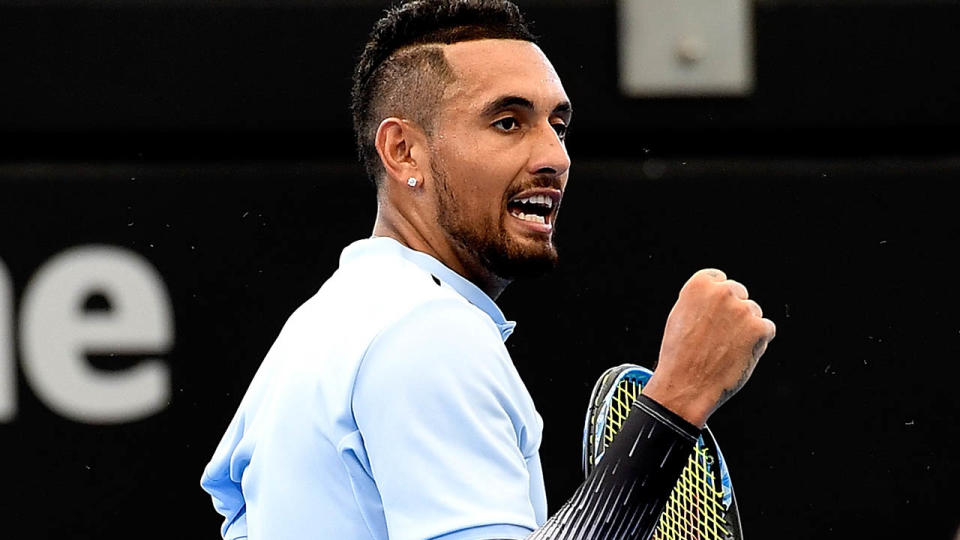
[{"x1": 582, "y1": 363, "x2": 743, "y2": 540}]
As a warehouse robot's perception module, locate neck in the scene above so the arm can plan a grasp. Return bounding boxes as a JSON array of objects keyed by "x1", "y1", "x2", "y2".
[{"x1": 372, "y1": 199, "x2": 511, "y2": 300}]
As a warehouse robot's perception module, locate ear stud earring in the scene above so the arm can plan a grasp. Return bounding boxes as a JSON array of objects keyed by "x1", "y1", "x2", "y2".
[{"x1": 407, "y1": 177, "x2": 418, "y2": 187}]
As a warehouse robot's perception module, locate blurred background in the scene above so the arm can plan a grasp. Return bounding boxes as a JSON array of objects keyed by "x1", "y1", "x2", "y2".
[{"x1": 1, "y1": 0, "x2": 959, "y2": 537}]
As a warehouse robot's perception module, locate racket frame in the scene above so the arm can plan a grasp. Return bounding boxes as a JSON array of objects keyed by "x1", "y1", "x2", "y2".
[{"x1": 581, "y1": 363, "x2": 743, "y2": 540}]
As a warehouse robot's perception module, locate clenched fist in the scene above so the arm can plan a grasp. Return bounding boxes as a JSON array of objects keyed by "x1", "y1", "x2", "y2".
[{"x1": 643, "y1": 269, "x2": 776, "y2": 428}]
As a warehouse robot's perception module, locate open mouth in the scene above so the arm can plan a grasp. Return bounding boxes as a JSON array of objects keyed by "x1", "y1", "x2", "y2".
[{"x1": 506, "y1": 189, "x2": 561, "y2": 229}]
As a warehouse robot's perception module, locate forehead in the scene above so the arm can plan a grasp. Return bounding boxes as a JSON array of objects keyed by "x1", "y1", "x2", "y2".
[{"x1": 440, "y1": 39, "x2": 568, "y2": 111}]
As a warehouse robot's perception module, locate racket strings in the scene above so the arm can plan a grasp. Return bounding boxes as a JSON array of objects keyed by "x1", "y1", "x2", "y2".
[
  {"x1": 604, "y1": 378, "x2": 640, "y2": 447},
  {"x1": 600, "y1": 376, "x2": 732, "y2": 540},
  {"x1": 654, "y1": 444, "x2": 731, "y2": 540}
]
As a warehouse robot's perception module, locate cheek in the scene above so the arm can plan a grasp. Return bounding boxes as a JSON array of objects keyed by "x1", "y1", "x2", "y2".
[{"x1": 435, "y1": 132, "x2": 524, "y2": 214}]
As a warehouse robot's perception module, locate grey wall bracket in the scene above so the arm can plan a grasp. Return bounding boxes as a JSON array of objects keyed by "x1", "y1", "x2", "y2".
[{"x1": 618, "y1": 0, "x2": 755, "y2": 97}]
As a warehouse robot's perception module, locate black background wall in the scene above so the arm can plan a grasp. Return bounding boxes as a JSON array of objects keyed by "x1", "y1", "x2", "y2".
[{"x1": 1, "y1": 1, "x2": 958, "y2": 538}]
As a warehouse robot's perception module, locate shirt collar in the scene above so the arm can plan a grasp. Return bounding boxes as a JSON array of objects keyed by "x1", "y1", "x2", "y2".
[{"x1": 340, "y1": 236, "x2": 517, "y2": 341}]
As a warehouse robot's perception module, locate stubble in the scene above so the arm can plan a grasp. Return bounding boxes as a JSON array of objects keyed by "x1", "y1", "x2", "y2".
[{"x1": 432, "y1": 159, "x2": 559, "y2": 280}]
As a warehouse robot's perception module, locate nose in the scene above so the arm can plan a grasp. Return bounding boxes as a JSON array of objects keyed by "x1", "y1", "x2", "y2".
[{"x1": 528, "y1": 122, "x2": 571, "y2": 178}]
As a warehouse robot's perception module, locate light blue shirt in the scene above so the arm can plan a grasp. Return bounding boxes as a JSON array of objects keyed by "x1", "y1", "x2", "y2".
[{"x1": 201, "y1": 237, "x2": 547, "y2": 540}]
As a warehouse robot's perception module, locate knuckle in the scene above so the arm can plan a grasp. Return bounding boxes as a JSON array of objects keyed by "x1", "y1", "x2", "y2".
[
  {"x1": 752, "y1": 318, "x2": 776, "y2": 341},
  {"x1": 726, "y1": 279, "x2": 748, "y2": 298},
  {"x1": 691, "y1": 272, "x2": 712, "y2": 286},
  {"x1": 696, "y1": 268, "x2": 726, "y2": 282},
  {"x1": 683, "y1": 272, "x2": 715, "y2": 294},
  {"x1": 726, "y1": 285, "x2": 741, "y2": 300},
  {"x1": 749, "y1": 316, "x2": 768, "y2": 334}
]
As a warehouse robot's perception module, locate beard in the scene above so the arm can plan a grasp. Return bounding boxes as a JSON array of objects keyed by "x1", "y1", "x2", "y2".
[{"x1": 432, "y1": 160, "x2": 559, "y2": 280}]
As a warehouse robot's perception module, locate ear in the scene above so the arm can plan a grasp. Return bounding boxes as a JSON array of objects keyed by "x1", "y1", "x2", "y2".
[{"x1": 374, "y1": 117, "x2": 427, "y2": 188}]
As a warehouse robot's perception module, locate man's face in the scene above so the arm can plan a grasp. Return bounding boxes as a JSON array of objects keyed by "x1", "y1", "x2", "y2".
[{"x1": 426, "y1": 39, "x2": 571, "y2": 280}]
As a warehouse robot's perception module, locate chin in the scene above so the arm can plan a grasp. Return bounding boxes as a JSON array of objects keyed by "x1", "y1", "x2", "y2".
[
  {"x1": 437, "y1": 200, "x2": 559, "y2": 281},
  {"x1": 483, "y1": 237, "x2": 559, "y2": 280}
]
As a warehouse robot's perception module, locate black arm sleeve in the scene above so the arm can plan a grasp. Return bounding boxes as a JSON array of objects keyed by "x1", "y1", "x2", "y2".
[{"x1": 525, "y1": 395, "x2": 701, "y2": 540}]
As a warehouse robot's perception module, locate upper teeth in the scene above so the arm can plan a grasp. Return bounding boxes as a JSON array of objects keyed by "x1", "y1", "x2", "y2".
[{"x1": 515, "y1": 194, "x2": 553, "y2": 208}]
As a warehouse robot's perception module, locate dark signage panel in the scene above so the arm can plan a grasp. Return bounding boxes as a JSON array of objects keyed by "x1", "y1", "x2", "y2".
[{"x1": 2, "y1": 159, "x2": 958, "y2": 538}]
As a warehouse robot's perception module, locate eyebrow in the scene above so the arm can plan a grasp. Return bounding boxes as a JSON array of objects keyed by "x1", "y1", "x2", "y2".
[{"x1": 481, "y1": 95, "x2": 573, "y2": 121}]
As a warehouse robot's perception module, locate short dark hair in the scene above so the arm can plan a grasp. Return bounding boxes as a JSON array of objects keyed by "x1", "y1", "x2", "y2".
[{"x1": 350, "y1": 0, "x2": 537, "y2": 186}]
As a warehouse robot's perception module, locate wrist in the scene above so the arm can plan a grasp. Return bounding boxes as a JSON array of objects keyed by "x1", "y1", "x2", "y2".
[
  {"x1": 634, "y1": 394, "x2": 701, "y2": 442},
  {"x1": 642, "y1": 375, "x2": 712, "y2": 428}
]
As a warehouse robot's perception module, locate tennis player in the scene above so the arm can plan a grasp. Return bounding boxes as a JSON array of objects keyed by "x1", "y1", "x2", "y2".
[{"x1": 200, "y1": 1, "x2": 776, "y2": 539}]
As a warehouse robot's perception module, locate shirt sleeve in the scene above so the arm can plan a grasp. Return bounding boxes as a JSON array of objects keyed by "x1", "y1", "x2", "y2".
[
  {"x1": 200, "y1": 413, "x2": 249, "y2": 540},
  {"x1": 353, "y1": 298, "x2": 537, "y2": 540}
]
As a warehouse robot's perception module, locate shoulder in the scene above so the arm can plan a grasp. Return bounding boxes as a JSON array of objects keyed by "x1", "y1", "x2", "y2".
[
  {"x1": 282, "y1": 245, "x2": 473, "y2": 344},
  {"x1": 352, "y1": 294, "x2": 526, "y2": 420},
  {"x1": 361, "y1": 296, "x2": 507, "y2": 382},
  {"x1": 352, "y1": 295, "x2": 542, "y2": 460}
]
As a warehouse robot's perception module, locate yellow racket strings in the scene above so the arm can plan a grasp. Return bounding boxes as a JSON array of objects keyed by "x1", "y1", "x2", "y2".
[
  {"x1": 654, "y1": 444, "x2": 731, "y2": 540},
  {"x1": 603, "y1": 377, "x2": 731, "y2": 540},
  {"x1": 604, "y1": 377, "x2": 640, "y2": 447}
]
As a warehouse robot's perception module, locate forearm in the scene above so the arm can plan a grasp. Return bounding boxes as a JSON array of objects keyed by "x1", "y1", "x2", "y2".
[{"x1": 526, "y1": 395, "x2": 700, "y2": 540}]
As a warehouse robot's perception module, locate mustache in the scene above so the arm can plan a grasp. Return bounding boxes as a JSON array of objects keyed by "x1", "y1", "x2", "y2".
[{"x1": 507, "y1": 174, "x2": 565, "y2": 198}]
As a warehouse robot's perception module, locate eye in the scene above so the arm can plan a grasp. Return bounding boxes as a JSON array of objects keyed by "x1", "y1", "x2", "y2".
[
  {"x1": 552, "y1": 122, "x2": 568, "y2": 140},
  {"x1": 493, "y1": 117, "x2": 520, "y2": 132}
]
